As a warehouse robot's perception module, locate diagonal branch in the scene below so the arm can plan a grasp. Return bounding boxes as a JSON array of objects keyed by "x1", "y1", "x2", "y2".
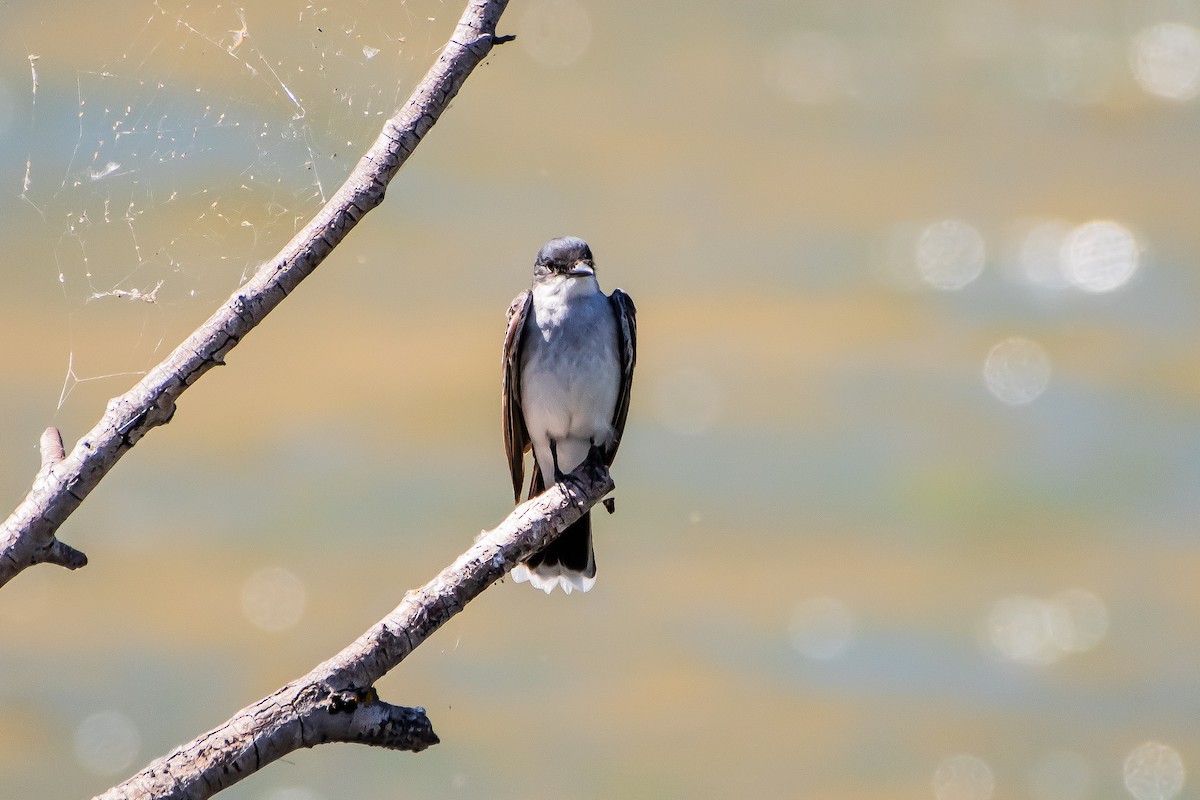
[
  {"x1": 95, "y1": 460, "x2": 615, "y2": 800},
  {"x1": 0, "y1": 0, "x2": 511, "y2": 589}
]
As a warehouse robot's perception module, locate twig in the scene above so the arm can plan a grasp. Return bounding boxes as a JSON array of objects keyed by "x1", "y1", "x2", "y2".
[
  {"x1": 4, "y1": 427, "x2": 91, "y2": 571},
  {"x1": 95, "y1": 460, "x2": 614, "y2": 800},
  {"x1": 0, "y1": 0, "x2": 511, "y2": 589}
]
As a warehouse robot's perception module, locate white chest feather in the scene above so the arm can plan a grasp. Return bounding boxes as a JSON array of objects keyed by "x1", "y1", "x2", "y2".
[{"x1": 520, "y1": 276, "x2": 621, "y2": 459}]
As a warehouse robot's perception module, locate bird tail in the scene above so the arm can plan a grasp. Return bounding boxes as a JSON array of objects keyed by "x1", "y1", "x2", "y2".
[{"x1": 511, "y1": 511, "x2": 596, "y2": 594}]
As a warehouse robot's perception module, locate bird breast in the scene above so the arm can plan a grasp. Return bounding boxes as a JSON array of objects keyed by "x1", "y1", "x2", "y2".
[{"x1": 520, "y1": 283, "x2": 620, "y2": 444}]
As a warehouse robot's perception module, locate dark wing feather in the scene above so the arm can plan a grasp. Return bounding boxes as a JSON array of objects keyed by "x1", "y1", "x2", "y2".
[
  {"x1": 502, "y1": 290, "x2": 534, "y2": 503},
  {"x1": 607, "y1": 289, "x2": 638, "y2": 466}
]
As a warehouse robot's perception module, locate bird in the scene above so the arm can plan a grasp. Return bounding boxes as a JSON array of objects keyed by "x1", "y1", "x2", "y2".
[{"x1": 502, "y1": 236, "x2": 637, "y2": 594}]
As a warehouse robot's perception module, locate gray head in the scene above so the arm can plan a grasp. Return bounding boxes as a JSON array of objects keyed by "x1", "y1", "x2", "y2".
[{"x1": 533, "y1": 236, "x2": 595, "y2": 282}]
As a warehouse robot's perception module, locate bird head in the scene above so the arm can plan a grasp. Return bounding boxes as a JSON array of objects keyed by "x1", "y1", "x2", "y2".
[{"x1": 533, "y1": 236, "x2": 595, "y2": 282}]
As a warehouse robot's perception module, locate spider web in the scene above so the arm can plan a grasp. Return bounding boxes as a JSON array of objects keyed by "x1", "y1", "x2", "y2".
[{"x1": 11, "y1": 0, "x2": 444, "y2": 409}]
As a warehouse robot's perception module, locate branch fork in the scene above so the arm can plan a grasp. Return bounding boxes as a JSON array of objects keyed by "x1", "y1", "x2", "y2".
[{"x1": 5, "y1": 427, "x2": 89, "y2": 572}]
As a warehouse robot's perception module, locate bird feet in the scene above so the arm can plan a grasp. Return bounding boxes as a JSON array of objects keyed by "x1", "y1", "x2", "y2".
[
  {"x1": 585, "y1": 441, "x2": 606, "y2": 469},
  {"x1": 548, "y1": 438, "x2": 567, "y2": 483}
]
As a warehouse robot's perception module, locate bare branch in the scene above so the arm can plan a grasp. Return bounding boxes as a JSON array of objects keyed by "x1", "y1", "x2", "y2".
[
  {"x1": 36, "y1": 425, "x2": 66, "y2": 476},
  {"x1": 0, "y1": 0, "x2": 511, "y2": 589},
  {"x1": 0, "y1": 427, "x2": 90, "y2": 574},
  {"x1": 95, "y1": 460, "x2": 615, "y2": 800}
]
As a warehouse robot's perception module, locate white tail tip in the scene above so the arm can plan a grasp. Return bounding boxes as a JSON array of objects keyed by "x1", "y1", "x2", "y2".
[{"x1": 511, "y1": 563, "x2": 595, "y2": 595}]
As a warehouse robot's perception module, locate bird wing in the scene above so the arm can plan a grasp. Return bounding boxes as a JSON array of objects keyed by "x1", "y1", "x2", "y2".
[
  {"x1": 502, "y1": 290, "x2": 534, "y2": 503},
  {"x1": 607, "y1": 288, "x2": 638, "y2": 466}
]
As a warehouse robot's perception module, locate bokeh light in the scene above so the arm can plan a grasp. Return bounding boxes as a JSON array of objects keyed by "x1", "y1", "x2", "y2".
[
  {"x1": 1061, "y1": 220, "x2": 1140, "y2": 293},
  {"x1": 1029, "y1": 750, "x2": 1093, "y2": 800},
  {"x1": 241, "y1": 566, "x2": 307, "y2": 632},
  {"x1": 1005, "y1": 219, "x2": 1073, "y2": 290},
  {"x1": 983, "y1": 337, "x2": 1051, "y2": 406},
  {"x1": 985, "y1": 589, "x2": 1108, "y2": 665},
  {"x1": 263, "y1": 788, "x2": 324, "y2": 800},
  {"x1": 986, "y1": 594, "x2": 1061, "y2": 665},
  {"x1": 1124, "y1": 742, "x2": 1185, "y2": 800},
  {"x1": 764, "y1": 31, "x2": 854, "y2": 104},
  {"x1": 916, "y1": 219, "x2": 985, "y2": 290},
  {"x1": 518, "y1": 0, "x2": 592, "y2": 69},
  {"x1": 4, "y1": 1, "x2": 1200, "y2": 798},
  {"x1": 653, "y1": 367, "x2": 723, "y2": 436},
  {"x1": 1050, "y1": 588, "x2": 1109, "y2": 653},
  {"x1": 74, "y1": 710, "x2": 141, "y2": 776},
  {"x1": 1131, "y1": 23, "x2": 1200, "y2": 101},
  {"x1": 788, "y1": 596, "x2": 855, "y2": 661},
  {"x1": 933, "y1": 754, "x2": 995, "y2": 800}
]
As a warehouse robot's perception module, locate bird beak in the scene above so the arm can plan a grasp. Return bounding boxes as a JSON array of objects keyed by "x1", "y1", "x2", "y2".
[{"x1": 567, "y1": 260, "x2": 595, "y2": 277}]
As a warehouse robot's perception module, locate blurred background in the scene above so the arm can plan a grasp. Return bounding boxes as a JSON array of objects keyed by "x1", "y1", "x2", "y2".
[{"x1": 1, "y1": 0, "x2": 1199, "y2": 798}]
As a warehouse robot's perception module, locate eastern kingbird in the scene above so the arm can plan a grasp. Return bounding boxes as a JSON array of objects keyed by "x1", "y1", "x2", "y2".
[{"x1": 502, "y1": 237, "x2": 637, "y2": 594}]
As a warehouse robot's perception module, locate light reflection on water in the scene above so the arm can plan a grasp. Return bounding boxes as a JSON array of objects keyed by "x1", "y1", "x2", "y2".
[
  {"x1": 1062, "y1": 220, "x2": 1141, "y2": 293},
  {"x1": 1132, "y1": 22, "x2": 1200, "y2": 102},
  {"x1": 983, "y1": 336, "x2": 1051, "y2": 406},
  {"x1": 983, "y1": 589, "x2": 1108, "y2": 665},
  {"x1": 2, "y1": 1, "x2": 1200, "y2": 799},
  {"x1": 1124, "y1": 741, "x2": 1186, "y2": 800},
  {"x1": 933, "y1": 754, "x2": 994, "y2": 800},
  {"x1": 1003, "y1": 218, "x2": 1073, "y2": 291},
  {"x1": 73, "y1": 710, "x2": 140, "y2": 776},
  {"x1": 917, "y1": 219, "x2": 986, "y2": 291}
]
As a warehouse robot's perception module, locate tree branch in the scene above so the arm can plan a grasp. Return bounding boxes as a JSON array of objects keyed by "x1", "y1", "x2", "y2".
[
  {"x1": 95, "y1": 460, "x2": 615, "y2": 800},
  {"x1": 0, "y1": 0, "x2": 511, "y2": 589},
  {"x1": 0, "y1": 426, "x2": 91, "y2": 573}
]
